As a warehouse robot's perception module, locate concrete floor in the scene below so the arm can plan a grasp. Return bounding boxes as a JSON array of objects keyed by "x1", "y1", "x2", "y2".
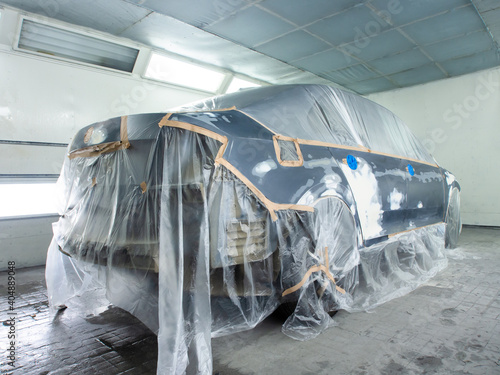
[{"x1": 1, "y1": 226, "x2": 499, "y2": 374}]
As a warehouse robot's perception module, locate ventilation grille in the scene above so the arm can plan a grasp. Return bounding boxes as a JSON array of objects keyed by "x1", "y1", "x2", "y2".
[{"x1": 18, "y1": 19, "x2": 139, "y2": 73}]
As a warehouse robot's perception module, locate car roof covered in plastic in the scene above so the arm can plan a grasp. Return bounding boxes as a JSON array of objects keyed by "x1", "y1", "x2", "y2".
[{"x1": 176, "y1": 85, "x2": 435, "y2": 164}]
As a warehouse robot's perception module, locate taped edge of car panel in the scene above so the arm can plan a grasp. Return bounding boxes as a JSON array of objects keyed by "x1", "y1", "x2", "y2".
[
  {"x1": 158, "y1": 115, "x2": 315, "y2": 221},
  {"x1": 282, "y1": 247, "x2": 346, "y2": 297},
  {"x1": 68, "y1": 116, "x2": 130, "y2": 159},
  {"x1": 272, "y1": 135, "x2": 304, "y2": 167}
]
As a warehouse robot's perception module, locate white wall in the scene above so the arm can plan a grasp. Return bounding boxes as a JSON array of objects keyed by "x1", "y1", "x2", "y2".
[
  {"x1": 0, "y1": 8, "x2": 209, "y2": 270},
  {"x1": 0, "y1": 217, "x2": 56, "y2": 270},
  {"x1": 368, "y1": 66, "x2": 500, "y2": 227},
  {"x1": 0, "y1": 49, "x2": 209, "y2": 174}
]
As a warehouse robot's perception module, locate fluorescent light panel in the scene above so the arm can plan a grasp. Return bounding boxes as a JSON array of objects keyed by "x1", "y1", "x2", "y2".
[
  {"x1": 18, "y1": 19, "x2": 139, "y2": 72},
  {"x1": 145, "y1": 52, "x2": 225, "y2": 93}
]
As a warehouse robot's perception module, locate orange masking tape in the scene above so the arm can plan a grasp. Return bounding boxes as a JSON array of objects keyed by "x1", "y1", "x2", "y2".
[{"x1": 282, "y1": 247, "x2": 346, "y2": 297}]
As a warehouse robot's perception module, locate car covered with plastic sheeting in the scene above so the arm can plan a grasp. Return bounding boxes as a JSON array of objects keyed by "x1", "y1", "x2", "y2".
[{"x1": 46, "y1": 84, "x2": 461, "y2": 374}]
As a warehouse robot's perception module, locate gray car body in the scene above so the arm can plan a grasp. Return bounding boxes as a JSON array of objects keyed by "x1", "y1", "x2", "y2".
[{"x1": 67, "y1": 85, "x2": 459, "y2": 266}]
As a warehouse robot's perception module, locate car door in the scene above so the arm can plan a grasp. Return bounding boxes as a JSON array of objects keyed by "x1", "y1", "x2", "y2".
[
  {"x1": 330, "y1": 147, "x2": 410, "y2": 242},
  {"x1": 405, "y1": 161, "x2": 446, "y2": 229}
]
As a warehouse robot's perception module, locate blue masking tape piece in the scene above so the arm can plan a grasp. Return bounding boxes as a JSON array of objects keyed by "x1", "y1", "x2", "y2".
[
  {"x1": 407, "y1": 164, "x2": 415, "y2": 176},
  {"x1": 347, "y1": 155, "x2": 357, "y2": 170}
]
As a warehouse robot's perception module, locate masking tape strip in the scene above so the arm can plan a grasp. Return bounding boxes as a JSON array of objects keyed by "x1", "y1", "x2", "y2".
[
  {"x1": 387, "y1": 221, "x2": 443, "y2": 238},
  {"x1": 68, "y1": 141, "x2": 126, "y2": 159},
  {"x1": 282, "y1": 247, "x2": 345, "y2": 297},
  {"x1": 216, "y1": 157, "x2": 277, "y2": 221},
  {"x1": 297, "y1": 138, "x2": 437, "y2": 167},
  {"x1": 297, "y1": 138, "x2": 370, "y2": 152},
  {"x1": 215, "y1": 141, "x2": 228, "y2": 160},
  {"x1": 159, "y1": 116, "x2": 314, "y2": 221},
  {"x1": 216, "y1": 159, "x2": 315, "y2": 219},
  {"x1": 363, "y1": 149, "x2": 437, "y2": 168},
  {"x1": 68, "y1": 116, "x2": 130, "y2": 159},
  {"x1": 159, "y1": 116, "x2": 228, "y2": 143},
  {"x1": 57, "y1": 245, "x2": 72, "y2": 258},
  {"x1": 120, "y1": 116, "x2": 130, "y2": 148},
  {"x1": 273, "y1": 203, "x2": 315, "y2": 212},
  {"x1": 273, "y1": 135, "x2": 304, "y2": 167}
]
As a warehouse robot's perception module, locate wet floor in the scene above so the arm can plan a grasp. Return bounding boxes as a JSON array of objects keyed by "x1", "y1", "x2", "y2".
[{"x1": 1, "y1": 226, "x2": 499, "y2": 374}]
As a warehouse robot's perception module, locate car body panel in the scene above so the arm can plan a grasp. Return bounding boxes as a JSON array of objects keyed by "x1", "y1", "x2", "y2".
[{"x1": 166, "y1": 109, "x2": 446, "y2": 243}]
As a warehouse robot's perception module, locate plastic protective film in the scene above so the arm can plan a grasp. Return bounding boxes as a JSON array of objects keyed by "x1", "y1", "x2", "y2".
[
  {"x1": 46, "y1": 85, "x2": 452, "y2": 374},
  {"x1": 179, "y1": 85, "x2": 435, "y2": 164}
]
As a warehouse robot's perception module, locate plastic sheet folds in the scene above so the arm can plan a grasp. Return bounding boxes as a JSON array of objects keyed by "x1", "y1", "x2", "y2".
[{"x1": 46, "y1": 85, "x2": 458, "y2": 374}]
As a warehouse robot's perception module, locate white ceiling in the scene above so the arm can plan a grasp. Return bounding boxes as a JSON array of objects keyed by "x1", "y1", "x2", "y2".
[{"x1": 2, "y1": 0, "x2": 500, "y2": 94}]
